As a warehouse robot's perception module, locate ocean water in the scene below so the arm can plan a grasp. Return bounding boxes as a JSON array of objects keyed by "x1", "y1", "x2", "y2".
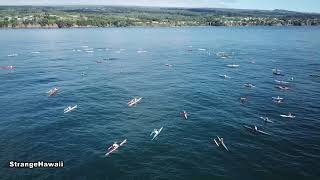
[{"x1": 0, "y1": 27, "x2": 320, "y2": 180}]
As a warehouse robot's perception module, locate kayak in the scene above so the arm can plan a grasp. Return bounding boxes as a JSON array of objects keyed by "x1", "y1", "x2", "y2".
[
  {"x1": 1, "y1": 65, "x2": 15, "y2": 70},
  {"x1": 137, "y1": 50, "x2": 147, "y2": 53},
  {"x1": 151, "y1": 127, "x2": 163, "y2": 140},
  {"x1": 8, "y1": 53, "x2": 18, "y2": 57},
  {"x1": 128, "y1": 97, "x2": 142, "y2": 107},
  {"x1": 272, "y1": 96, "x2": 284, "y2": 100},
  {"x1": 240, "y1": 97, "x2": 247, "y2": 103},
  {"x1": 260, "y1": 117, "x2": 273, "y2": 123},
  {"x1": 221, "y1": 141, "x2": 229, "y2": 151},
  {"x1": 217, "y1": 136, "x2": 229, "y2": 151},
  {"x1": 280, "y1": 114, "x2": 295, "y2": 118},
  {"x1": 273, "y1": 72, "x2": 284, "y2": 76},
  {"x1": 181, "y1": 111, "x2": 188, "y2": 120},
  {"x1": 216, "y1": 52, "x2": 229, "y2": 58},
  {"x1": 275, "y1": 80, "x2": 289, "y2": 84},
  {"x1": 105, "y1": 139, "x2": 127, "y2": 156},
  {"x1": 227, "y1": 64, "x2": 240, "y2": 68},
  {"x1": 135, "y1": 97, "x2": 142, "y2": 104},
  {"x1": 273, "y1": 99, "x2": 284, "y2": 104},
  {"x1": 244, "y1": 83, "x2": 255, "y2": 88},
  {"x1": 275, "y1": 85, "x2": 290, "y2": 90},
  {"x1": 214, "y1": 139, "x2": 219, "y2": 146},
  {"x1": 219, "y1": 74, "x2": 230, "y2": 79},
  {"x1": 272, "y1": 69, "x2": 283, "y2": 76},
  {"x1": 310, "y1": 74, "x2": 320, "y2": 78},
  {"x1": 184, "y1": 111, "x2": 188, "y2": 119},
  {"x1": 64, "y1": 105, "x2": 77, "y2": 113},
  {"x1": 243, "y1": 125, "x2": 271, "y2": 135},
  {"x1": 47, "y1": 88, "x2": 59, "y2": 96}
]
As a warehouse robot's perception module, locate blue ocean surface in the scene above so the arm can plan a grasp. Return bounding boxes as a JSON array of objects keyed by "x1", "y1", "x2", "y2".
[{"x1": 0, "y1": 27, "x2": 320, "y2": 180}]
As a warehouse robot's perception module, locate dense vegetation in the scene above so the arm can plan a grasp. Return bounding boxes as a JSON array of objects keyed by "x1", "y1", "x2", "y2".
[{"x1": 0, "y1": 6, "x2": 320, "y2": 28}]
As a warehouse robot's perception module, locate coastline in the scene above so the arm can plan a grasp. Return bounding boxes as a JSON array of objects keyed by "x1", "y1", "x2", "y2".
[
  {"x1": 1, "y1": 24, "x2": 319, "y2": 29},
  {"x1": 1, "y1": 6, "x2": 320, "y2": 29}
]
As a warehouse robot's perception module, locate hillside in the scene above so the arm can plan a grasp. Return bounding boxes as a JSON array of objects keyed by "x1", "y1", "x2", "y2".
[{"x1": 1, "y1": 6, "x2": 319, "y2": 28}]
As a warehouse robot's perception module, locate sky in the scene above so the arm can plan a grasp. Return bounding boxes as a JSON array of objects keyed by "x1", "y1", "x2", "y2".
[{"x1": 0, "y1": 0, "x2": 319, "y2": 13}]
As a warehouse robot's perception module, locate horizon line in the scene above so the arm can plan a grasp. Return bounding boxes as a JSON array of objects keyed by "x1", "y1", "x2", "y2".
[{"x1": 0, "y1": 4, "x2": 319, "y2": 14}]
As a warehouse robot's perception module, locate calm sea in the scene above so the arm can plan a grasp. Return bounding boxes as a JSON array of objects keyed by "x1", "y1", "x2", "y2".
[{"x1": 0, "y1": 27, "x2": 320, "y2": 180}]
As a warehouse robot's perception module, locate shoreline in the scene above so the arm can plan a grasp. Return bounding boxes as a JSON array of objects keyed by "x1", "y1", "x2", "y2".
[
  {"x1": 1, "y1": 6, "x2": 320, "y2": 30},
  {"x1": 1, "y1": 25, "x2": 319, "y2": 30}
]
